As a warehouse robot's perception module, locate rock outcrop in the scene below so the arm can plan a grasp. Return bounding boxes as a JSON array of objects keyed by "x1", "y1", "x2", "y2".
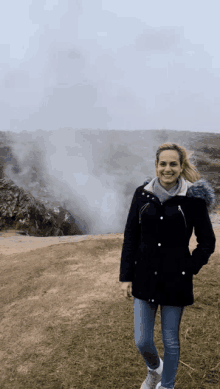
[{"x1": 0, "y1": 177, "x2": 83, "y2": 237}]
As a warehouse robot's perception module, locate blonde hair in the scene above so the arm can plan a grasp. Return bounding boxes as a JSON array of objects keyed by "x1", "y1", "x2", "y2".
[{"x1": 155, "y1": 143, "x2": 202, "y2": 183}]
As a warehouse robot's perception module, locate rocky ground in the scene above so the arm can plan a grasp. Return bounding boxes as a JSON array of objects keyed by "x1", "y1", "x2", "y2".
[{"x1": 0, "y1": 177, "x2": 83, "y2": 237}]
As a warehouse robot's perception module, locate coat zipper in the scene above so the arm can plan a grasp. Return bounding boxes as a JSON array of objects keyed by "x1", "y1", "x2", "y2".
[
  {"x1": 139, "y1": 203, "x2": 150, "y2": 224},
  {"x1": 178, "y1": 205, "x2": 187, "y2": 229}
]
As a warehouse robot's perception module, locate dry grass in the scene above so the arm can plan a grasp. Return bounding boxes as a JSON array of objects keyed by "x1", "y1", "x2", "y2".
[{"x1": 0, "y1": 231, "x2": 219, "y2": 389}]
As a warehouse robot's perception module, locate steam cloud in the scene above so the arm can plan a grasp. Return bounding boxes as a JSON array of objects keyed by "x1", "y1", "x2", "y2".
[{"x1": 3, "y1": 128, "x2": 171, "y2": 234}]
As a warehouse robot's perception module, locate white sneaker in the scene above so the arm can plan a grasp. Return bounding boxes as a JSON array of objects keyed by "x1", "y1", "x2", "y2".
[
  {"x1": 140, "y1": 359, "x2": 163, "y2": 389},
  {"x1": 155, "y1": 382, "x2": 174, "y2": 389}
]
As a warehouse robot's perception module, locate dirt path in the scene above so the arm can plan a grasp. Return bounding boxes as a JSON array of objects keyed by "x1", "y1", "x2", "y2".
[{"x1": 0, "y1": 230, "x2": 123, "y2": 255}]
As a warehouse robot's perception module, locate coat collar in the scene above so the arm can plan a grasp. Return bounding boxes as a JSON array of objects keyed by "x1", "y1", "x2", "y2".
[
  {"x1": 143, "y1": 176, "x2": 193, "y2": 196},
  {"x1": 143, "y1": 176, "x2": 215, "y2": 210}
]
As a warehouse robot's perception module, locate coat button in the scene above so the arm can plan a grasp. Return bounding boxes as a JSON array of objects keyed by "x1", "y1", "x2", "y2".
[
  {"x1": 152, "y1": 197, "x2": 154, "y2": 199},
  {"x1": 147, "y1": 195, "x2": 149, "y2": 197},
  {"x1": 142, "y1": 192, "x2": 145, "y2": 195},
  {"x1": 182, "y1": 271, "x2": 185, "y2": 275},
  {"x1": 158, "y1": 243, "x2": 161, "y2": 246},
  {"x1": 151, "y1": 299, "x2": 154, "y2": 302},
  {"x1": 160, "y1": 216, "x2": 163, "y2": 220},
  {"x1": 154, "y1": 271, "x2": 157, "y2": 275},
  {"x1": 135, "y1": 261, "x2": 137, "y2": 264}
]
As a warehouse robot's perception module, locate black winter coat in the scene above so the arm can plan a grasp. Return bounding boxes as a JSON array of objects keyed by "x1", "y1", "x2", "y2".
[{"x1": 119, "y1": 178, "x2": 216, "y2": 306}]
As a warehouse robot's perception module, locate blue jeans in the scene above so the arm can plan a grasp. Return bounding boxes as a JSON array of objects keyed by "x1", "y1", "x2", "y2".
[{"x1": 133, "y1": 297, "x2": 185, "y2": 389}]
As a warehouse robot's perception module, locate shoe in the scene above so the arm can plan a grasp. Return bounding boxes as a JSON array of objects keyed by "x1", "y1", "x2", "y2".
[
  {"x1": 140, "y1": 359, "x2": 163, "y2": 389},
  {"x1": 155, "y1": 383, "x2": 174, "y2": 389}
]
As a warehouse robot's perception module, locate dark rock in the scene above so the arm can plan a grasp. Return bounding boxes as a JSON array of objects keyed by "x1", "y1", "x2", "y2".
[{"x1": 0, "y1": 177, "x2": 83, "y2": 237}]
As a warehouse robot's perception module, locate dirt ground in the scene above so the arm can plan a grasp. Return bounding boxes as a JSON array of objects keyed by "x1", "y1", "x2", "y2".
[
  {"x1": 0, "y1": 230, "x2": 124, "y2": 255},
  {"x1": 0, "y1": 224, "x2": 220, "y2": 256},
  {"x1": 0, "y1": 223, "x2": 219, "y2": 325},
  {"x1": 0, "y1": 222, "x2": 219, "y2": 389}
]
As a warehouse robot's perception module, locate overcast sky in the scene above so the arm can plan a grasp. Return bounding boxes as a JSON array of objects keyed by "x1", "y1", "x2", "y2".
[{"x1": 1, "y1": 0, "x2": 220, "y2": 133}]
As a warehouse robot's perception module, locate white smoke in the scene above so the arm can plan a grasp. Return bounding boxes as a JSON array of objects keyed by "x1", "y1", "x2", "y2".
[
  {"x1": 4, "y1": 128, "x2": 170, "y2": 234},
  {"x1": 3, "y1": 127, "x2": 196, "y2": 234}
]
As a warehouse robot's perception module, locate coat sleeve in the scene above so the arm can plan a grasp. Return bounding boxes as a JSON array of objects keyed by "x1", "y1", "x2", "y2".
[
  {"x1": 189, "y1": 199, "x2": 216, "y2": 275},
  {"x1": 119, "y1": 189, "x2": 140, "y2": 282}
]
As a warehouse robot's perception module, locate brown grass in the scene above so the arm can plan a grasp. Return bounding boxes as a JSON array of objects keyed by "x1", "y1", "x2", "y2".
[{"x1": 0, "y1": 229, "x2": 219, "y2": 388}]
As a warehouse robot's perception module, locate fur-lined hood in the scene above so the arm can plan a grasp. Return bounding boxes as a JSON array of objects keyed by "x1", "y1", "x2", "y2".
[{"x1": 143, "y1": 176, "x2": 216, "y2": 211}]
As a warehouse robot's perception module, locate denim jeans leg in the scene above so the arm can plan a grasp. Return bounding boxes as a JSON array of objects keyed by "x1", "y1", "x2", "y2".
[
  {"x1": 160, "y1": 305, "x2": 185, "y2": 389},
  {"x1": 133, "y1": 297, "x2": 160, "y2": 370}
]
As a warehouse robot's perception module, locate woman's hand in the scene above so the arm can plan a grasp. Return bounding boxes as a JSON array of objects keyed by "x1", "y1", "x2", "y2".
[{"x1": 120, "y1": 282, "x2": 132, "y2": 298}]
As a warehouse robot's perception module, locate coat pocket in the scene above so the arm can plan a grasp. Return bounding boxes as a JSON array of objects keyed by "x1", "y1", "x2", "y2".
[
  {"x1": 178, "y1": 205, "x2": 187, "y2": 229},
  {"x1": 139, "y1": 203, "x2": 150, "y2": 224}
]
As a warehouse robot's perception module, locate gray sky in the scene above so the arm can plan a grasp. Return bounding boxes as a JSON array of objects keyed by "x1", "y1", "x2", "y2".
[{"x1": 1, "y1": 0, "x2": 220, "y2": 133}]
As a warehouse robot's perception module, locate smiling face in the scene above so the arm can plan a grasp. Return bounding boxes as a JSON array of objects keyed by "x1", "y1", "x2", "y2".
[{"x1": 156, "y1": 149, "x2": 183, "y2": 190}]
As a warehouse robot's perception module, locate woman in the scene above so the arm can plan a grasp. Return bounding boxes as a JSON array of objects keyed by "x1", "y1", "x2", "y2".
[{"x1": 119, "y1": 143, "x2": 216, "y2": 389}]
